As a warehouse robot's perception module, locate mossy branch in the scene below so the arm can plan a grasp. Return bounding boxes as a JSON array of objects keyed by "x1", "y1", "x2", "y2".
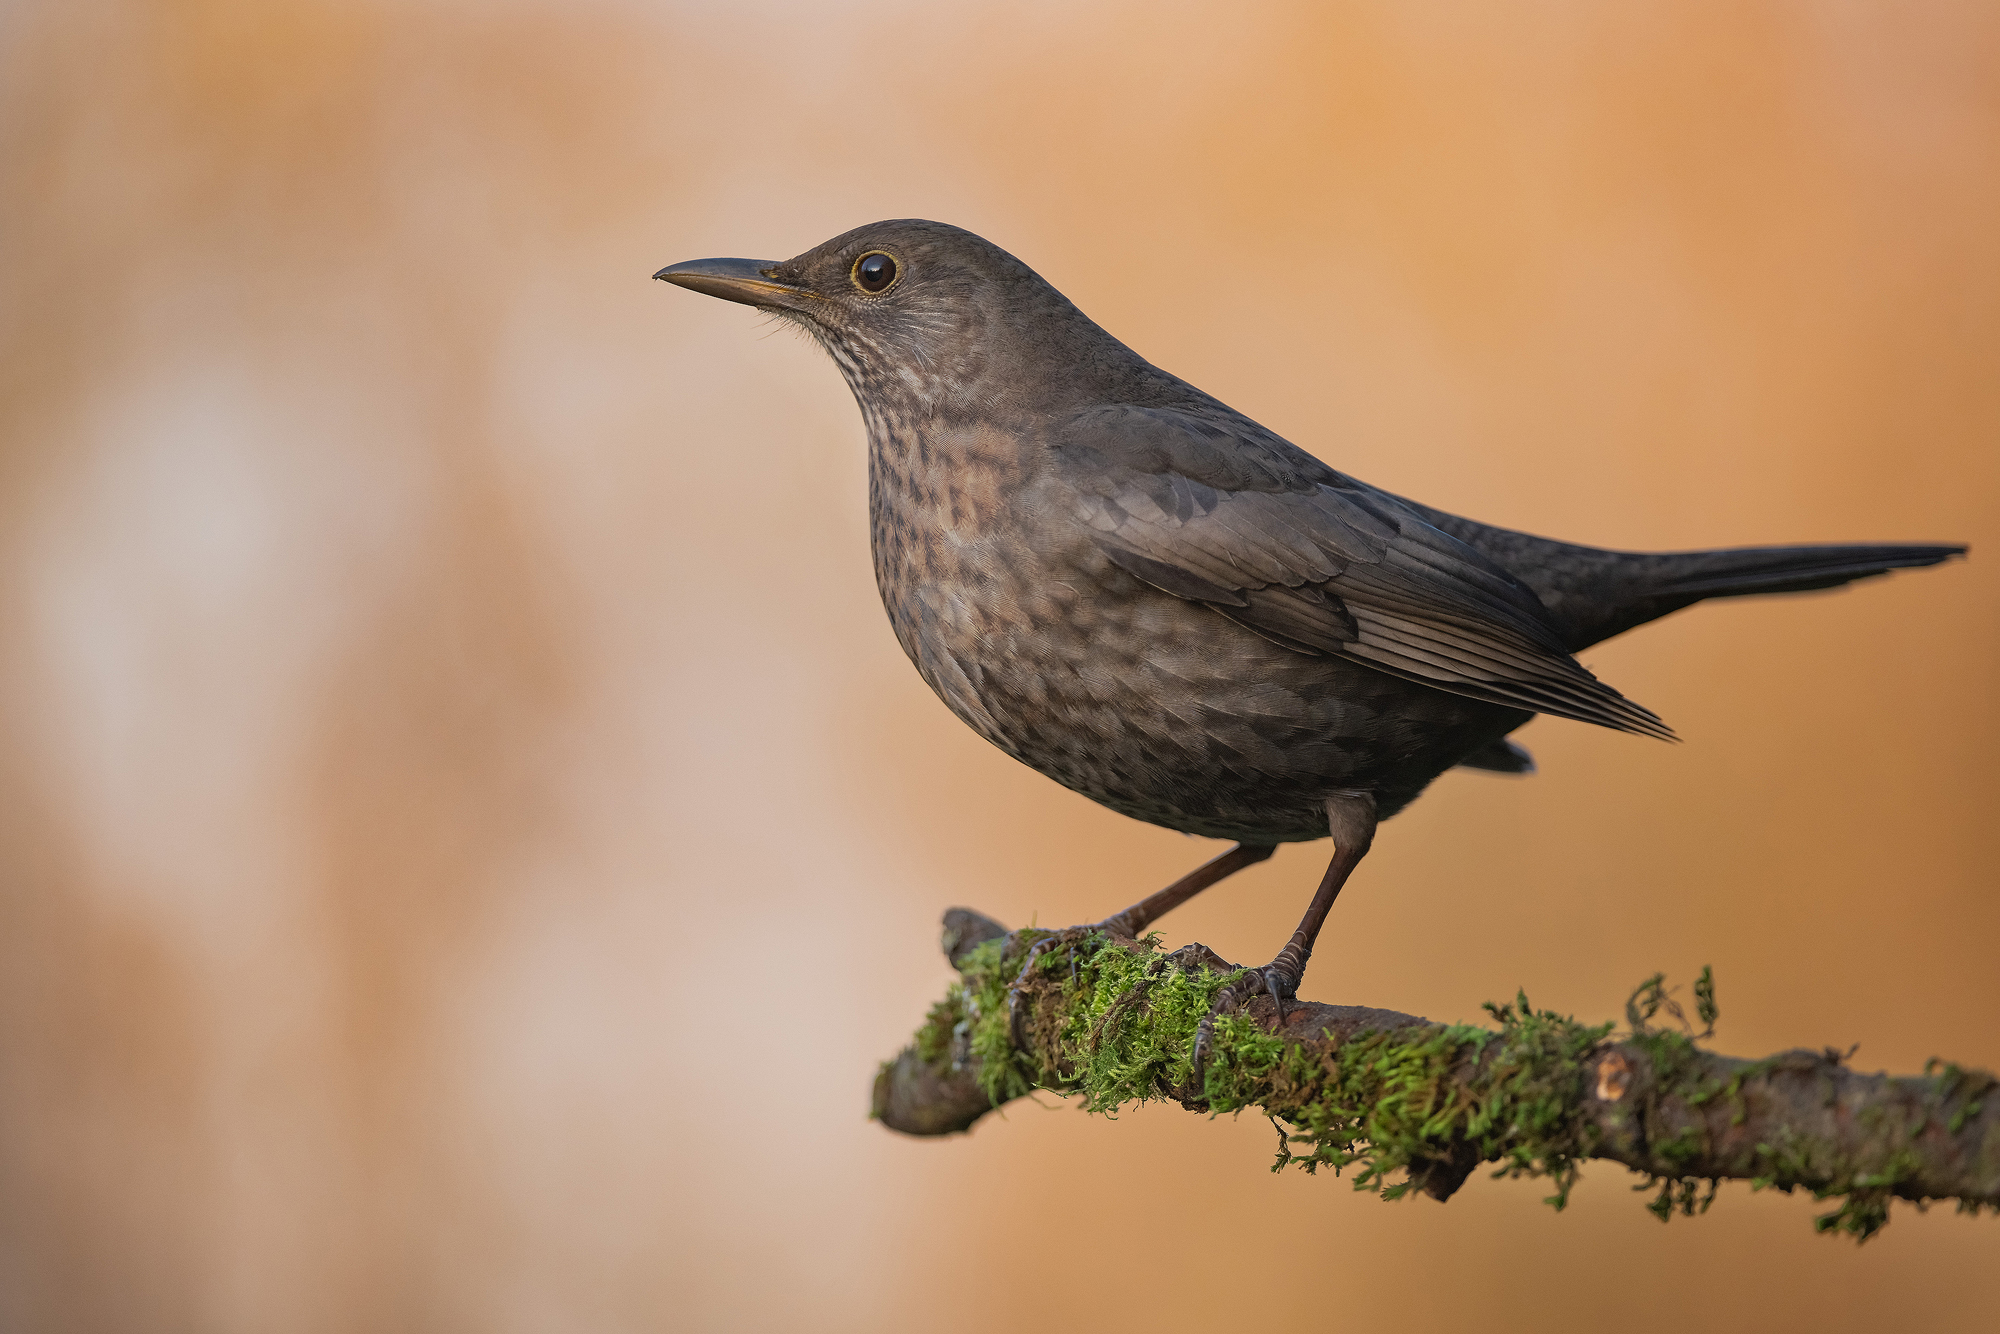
[{"x1": 871, "y1": 910, "x2": 2000, "y2": 1241}]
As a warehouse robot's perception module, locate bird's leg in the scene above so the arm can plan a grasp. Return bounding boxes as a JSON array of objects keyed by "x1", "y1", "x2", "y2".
[
  {"x1": 1008, "y1": 842, "x2": 1276, "y2": 1048},
  {"x1": 1098, "y1": 841, "x2": 1277, "y2": 938},
  {"x1": 1192, "y1": 793, "x2": 1377, "y2": 1085}
]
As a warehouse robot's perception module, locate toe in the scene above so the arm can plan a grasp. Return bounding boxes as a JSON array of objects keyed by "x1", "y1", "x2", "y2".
[
  {"x1": 1004, "y1": 926, "x2": 1095, "y2": 1049},
  {"x1": 1259, "y1": 964, "x2": 1305, "y2": 1027},
  {"x1": 1193, "y1": 969, "x2": 1268, "y2": 1086}
]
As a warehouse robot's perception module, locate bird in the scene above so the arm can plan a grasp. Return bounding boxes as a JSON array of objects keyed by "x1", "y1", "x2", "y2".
[{"x1": 654, "y1": 219, "x2": 1965, "y2": 1066}]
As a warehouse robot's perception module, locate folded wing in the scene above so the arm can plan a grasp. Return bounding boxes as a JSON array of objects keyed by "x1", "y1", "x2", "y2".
[{"x1": 1056, "y1": 404, "x2": 1673, "y2": 739}]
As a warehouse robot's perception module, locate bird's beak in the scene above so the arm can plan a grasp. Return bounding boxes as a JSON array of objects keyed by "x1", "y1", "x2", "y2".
[{"x1": 652, "y1": 257, "x2": 816, "y2": 310}]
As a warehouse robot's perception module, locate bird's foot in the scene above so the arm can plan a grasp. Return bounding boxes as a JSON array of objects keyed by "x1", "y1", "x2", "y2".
[
  {"x1": 1004, "y1": 920, "x2": 1134, "y2": 1051},
  {"x1": 1191, "y1": 959, "x2": 1302, "y2": 1092}
]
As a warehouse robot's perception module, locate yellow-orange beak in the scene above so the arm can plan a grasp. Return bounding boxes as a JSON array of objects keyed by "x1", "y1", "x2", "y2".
[{"x1": 652, "y1": 257, "x2": 817, "y2": 310}]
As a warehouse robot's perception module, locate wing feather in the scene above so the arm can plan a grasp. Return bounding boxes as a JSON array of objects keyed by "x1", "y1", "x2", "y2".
[{"x1": 1058, "y1": 405, "x2": 1673, "y2": 739}]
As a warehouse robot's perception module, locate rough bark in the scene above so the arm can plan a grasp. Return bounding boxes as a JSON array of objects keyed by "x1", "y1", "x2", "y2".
[{"x1": 871, "y1": 909, "x2": 2000, "y2": 1240}]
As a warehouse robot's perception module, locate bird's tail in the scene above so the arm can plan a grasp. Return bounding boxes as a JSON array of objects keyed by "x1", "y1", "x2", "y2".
[
  {"x1": 1384, "y1": 491, "x2": 1967, "y2": 652},
  {"x1": 1566, "y1": 541, "x2": 1966, "y2": 648},
  {"x1": 1634, "y1": 542, "x2": 1966, "y2": 599}
]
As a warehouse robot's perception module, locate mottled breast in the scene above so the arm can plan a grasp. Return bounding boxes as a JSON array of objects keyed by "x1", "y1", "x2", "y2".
[{"x1": 865, "y1": 423, "x2": 1523, "y2": 842}]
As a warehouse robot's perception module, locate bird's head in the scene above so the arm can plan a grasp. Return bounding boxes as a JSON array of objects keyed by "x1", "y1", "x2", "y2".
[{"x1": 655, "y1": 219, "x2": 1140, "y2": 418}]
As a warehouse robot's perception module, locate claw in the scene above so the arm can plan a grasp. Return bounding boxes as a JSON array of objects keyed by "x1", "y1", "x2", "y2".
[
  {"x1": 1190, "y1": 962, "x2": 1305, "y2": 1091},
  {"x1": 1005, "y1": 940, "x2": 1048, "y2": 1051},
  {"x1": 1004, "y1": 927, "x2": 1091, "y2": 1052},
  {"x1": 1192, "y1": 1019, "x2": 1212, "y2": 1087},
  {"x1": 1191, "y1": 970, "x2": 1262, "y2": 1091},
  {"x1": 1262, "y1": 966, "x2": 1290, "y2": 1029}
]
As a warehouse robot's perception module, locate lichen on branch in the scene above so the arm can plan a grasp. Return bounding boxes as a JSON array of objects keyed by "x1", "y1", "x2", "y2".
[{"x1": 871, "y1": 910, "x2": 2000, "y2": 1241}]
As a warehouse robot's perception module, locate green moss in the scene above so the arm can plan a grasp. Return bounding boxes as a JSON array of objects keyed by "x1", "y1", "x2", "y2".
[
  {"x1": 956, "y1": 933, "x2": 1041, "y2": 1106},
  {"x1": 1807, "y1": 1146, "x2": 1924, "y2": 1241},
  {"x1": 1643, "y1": 1175, "x2": 1719, "y2": 1222},
  {"x1": 1927, "y1": 1060, "x2": 1998, "y2": 1136},
  {"x1": 1694, "y1": 966, "x2": 1719, "y2": 1033},
  {"x1": 934, "y1": 930, "x2": 1616, "y2": 1210},
  {"x1": 912, "y1": 994, "x2": 958, "y2": 1066},
  {"x1": 896, "y1": 940, "x2": 1988, "y2": 1240}
]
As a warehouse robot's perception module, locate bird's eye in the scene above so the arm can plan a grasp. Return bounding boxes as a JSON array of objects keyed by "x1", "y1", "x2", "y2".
[{"x1": 852, "y1": 251, "x2": 898, "y2": 294}]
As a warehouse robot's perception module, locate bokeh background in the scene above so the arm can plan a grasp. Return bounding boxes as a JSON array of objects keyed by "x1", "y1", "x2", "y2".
[{"x1": 3, "y1": 1, "x2": 1996, "y2": 1329}]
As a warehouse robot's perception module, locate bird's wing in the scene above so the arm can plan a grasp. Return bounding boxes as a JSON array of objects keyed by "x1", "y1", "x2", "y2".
[{"x1": 1053, "y1": 405, "x2": 1672, "y2": 738}]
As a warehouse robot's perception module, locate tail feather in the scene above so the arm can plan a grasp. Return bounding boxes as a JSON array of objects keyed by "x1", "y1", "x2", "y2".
[
  {"x1": 1380, "y1": 489, "x2": 1966, "y2": 652},
  {"x1": 1558, "y1": 541, "x2": 1968, "y2": 649},
  {"x1": 1642, "y1": 543, "x2": 1967, "y2": 600}
]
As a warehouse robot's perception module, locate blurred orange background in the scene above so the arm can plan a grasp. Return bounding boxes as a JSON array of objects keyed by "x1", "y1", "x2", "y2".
[{"x1": 2, "y1": 1, "x2": 1996, "y2": 1329}]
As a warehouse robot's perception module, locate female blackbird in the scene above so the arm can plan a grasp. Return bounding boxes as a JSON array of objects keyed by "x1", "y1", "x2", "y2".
[{"x1": 656, "y1": 220, "x2": 1963, "y2": 1062}]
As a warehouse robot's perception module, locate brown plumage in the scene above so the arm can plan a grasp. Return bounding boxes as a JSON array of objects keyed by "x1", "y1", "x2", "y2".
[{"x1": 655, "y1": 219, "x2": 1965, "y2": 1058}]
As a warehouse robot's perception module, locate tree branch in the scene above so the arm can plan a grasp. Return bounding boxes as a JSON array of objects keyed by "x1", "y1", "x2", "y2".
[{"x1": 871, "y1": 910, "x2": 2000, "y2": 1240}]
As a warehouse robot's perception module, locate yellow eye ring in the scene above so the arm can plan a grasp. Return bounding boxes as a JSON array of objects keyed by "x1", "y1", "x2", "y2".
[{"x1": 851, "y1": 251, "x2": 900, "y2": 295}]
